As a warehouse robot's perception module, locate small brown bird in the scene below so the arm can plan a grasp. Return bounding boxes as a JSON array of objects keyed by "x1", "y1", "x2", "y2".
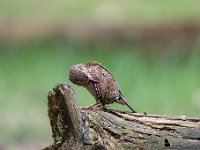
[{"x1": 69, "y1": 61, "x2": 136, "y2": 112}]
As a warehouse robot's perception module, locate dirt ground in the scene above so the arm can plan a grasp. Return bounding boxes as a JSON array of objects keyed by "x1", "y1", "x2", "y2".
[{"x1": 1, "y1": 19, "x2": 200, "y2": 46}]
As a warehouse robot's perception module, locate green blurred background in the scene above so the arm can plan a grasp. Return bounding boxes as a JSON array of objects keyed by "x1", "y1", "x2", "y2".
[{"x1": 0, "y1": 1, "x2": 200, "y2": 149}]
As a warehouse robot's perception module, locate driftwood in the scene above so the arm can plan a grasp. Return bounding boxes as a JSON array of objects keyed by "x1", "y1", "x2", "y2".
[{"x1": 43, "y1": 83, "x2": 200, "y2": 150}]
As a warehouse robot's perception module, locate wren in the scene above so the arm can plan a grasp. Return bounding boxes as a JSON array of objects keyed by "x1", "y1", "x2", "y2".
[{"x1": 69, "y1": 61, "x2": 136, "y2": 112}]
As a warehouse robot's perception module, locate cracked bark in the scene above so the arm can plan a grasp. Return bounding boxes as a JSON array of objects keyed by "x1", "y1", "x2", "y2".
[{"x1": 43, "y1": 83, "x2": 200, "y2": 150}]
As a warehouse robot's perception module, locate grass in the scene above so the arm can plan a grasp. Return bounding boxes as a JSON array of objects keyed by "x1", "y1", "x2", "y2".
[
  {"x1": 0, "y1": 41, "x2": 200, "y2": 146},
  {"x1": 0, "y1": 0, "x2": 200, "y2": 23}
]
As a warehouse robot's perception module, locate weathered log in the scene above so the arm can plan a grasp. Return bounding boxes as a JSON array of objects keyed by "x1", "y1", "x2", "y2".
[{"x1": 43, "y1": 83, "x2": 200, "y2": 150}]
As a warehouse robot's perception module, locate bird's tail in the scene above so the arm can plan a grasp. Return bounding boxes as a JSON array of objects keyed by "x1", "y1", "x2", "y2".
[{"x1": 118, "y1": 97, "x2": 137, "y2": 113}]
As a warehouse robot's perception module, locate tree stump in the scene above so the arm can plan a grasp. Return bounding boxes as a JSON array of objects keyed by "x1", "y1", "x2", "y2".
[{"x1": 43, "y1": 83, "x2": 200, "y2": 150}]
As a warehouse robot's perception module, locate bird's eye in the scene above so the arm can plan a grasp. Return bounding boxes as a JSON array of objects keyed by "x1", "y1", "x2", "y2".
[
  {"x1": 74, "y1": 79, "x2": 81, "y2": 84},
  {"x1": 74, "y1": 79, "x2": 78, "y2": 82}
]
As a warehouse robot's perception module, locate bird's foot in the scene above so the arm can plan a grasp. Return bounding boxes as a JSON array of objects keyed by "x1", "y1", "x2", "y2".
[{"x1": 81, "y1": 103, "x2": 104, "y2": 110}]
